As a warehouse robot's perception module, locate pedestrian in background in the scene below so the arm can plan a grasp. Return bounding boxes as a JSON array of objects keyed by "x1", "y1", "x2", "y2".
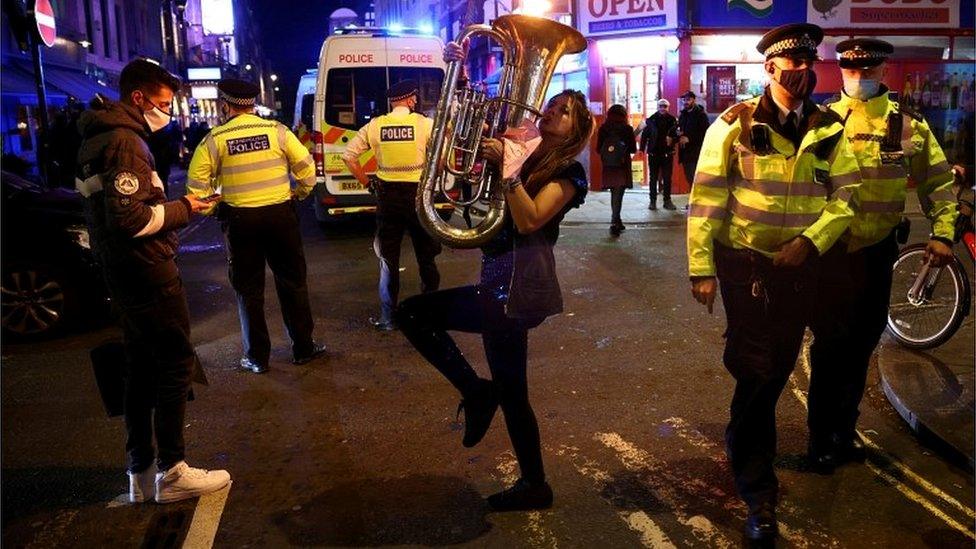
[
  {"x1": 673, "y1": 91, "x2": 710, "y2": 210},
  {"x1": 75, "y1": 58, "x2": 230, "y2": 504},
  {"x1": 147, "y1": 119, "x2": 182, "y2": 195},
  {"x1": 187, "y1": 79, "x2": 326, "y2": 374},
  {"x1": 641, "y1": 99, "x2": 677, "y2": 210},
  {"x1": 687, "y1": 23, "x2": 862, "y2": 543},
  {"x1": 597, "y1": 104, "x2": 636, "y2": 236},
  {"x1": 342, "y1": 79, "x2": 442, "y2": 331}
]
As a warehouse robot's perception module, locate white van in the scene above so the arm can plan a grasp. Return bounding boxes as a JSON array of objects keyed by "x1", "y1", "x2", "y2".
[
  {"x1": 311, "y1": 29, "x2": 448, "y2": 223},
  {"x1": 293, "y1": 69, "x2": 318, "y2": 130}
]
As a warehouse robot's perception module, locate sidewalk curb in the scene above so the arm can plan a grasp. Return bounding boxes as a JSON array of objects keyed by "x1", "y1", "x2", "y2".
[{"x1": 877, "y1": 351, "x2": 975, "y2": 471}]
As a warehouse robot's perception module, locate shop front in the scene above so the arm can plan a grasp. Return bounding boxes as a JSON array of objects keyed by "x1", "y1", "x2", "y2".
[{"x1": 576, "y1": 0, "x2": 680, "y2": 190}]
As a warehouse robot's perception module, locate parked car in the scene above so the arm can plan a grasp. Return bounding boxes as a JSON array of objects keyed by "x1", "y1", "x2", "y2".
[{"x1": 1, "y1": 171, "x2": 111, "y2": 339}]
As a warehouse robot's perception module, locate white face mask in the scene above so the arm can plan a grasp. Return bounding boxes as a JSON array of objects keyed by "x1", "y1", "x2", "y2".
[
  {"x1": 143, "y1": 99, "x2": 172, "y2": 132},
  {"x1": 843, "y1": 77, "x2": 880, "y2": 101}
]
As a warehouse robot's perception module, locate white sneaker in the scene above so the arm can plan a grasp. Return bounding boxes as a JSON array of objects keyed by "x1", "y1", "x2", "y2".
[
  {"x1": 154, "y1": 461, "x2": 231, "y2": 504},
  {"x1": 128, "y1": 464, "x2": 157, "y2": 503}
]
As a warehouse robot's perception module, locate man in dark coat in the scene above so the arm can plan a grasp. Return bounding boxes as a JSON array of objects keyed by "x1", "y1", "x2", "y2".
[
  {"x1": 76, "y1": 58, "x2": 229, "y2": 504},
  {"x1": 640, "y1": 99, "x2": 677, "y2": 210},
  {"x1": 673, "y1": 91, "x2": 710, "y2": 208}
]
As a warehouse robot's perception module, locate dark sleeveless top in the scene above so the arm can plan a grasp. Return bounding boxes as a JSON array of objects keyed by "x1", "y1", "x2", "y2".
[{"x1": 478, "y1": 161, "x2": 588, "y2": 317}]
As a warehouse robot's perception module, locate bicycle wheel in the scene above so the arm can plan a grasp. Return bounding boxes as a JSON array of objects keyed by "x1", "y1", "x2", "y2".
[{"x1": 887, "y1": 243, "x2": 968, "y2": 349}]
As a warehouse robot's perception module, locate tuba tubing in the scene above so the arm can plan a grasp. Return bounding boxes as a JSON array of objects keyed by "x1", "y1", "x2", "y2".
[{"x1": 417, "y1": 15, "x2": 586, "y2": 249}]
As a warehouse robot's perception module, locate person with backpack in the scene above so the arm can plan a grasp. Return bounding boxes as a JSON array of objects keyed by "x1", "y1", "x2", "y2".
[{"x1": 597, "y1": 104, "x2": 636, "y2": 235}]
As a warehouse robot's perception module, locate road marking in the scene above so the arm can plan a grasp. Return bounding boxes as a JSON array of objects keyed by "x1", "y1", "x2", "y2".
[
  {"x1": 182, "y1": 481, "x2": 232, "y2": 549},
  {"x1": 595, "y1": 432, "x2": 735, "y2": 548},
  {"x1": 494, "y1": 452, "x2": 558, "y2": 549},
  {"x1": 791, "y1": 342, "x2": 976, "y2": 538},
  {"x1": 554, "y1": 445, "x2": 677, "y2": 549}
]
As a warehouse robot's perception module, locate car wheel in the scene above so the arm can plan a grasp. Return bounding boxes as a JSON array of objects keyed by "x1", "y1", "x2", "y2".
[{"x1": 1, "y1": 264, "x2": 73, "y2": 338}]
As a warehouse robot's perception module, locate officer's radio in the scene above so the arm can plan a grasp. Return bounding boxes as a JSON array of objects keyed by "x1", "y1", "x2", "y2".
[{"x1": 749, "y1": 125, "x2": 773, "y2": 156}]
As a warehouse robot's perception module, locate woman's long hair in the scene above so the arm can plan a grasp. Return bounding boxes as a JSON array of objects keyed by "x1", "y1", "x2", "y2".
[{"x1": 522, "y1": 89, "x2": 594, "y2": 194}]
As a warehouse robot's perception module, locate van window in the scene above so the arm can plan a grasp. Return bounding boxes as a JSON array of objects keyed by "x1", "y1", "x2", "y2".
[
  {"x1": 388, "y1": 67, "x2": 444, "y2": 116},
  {"x1": 300, "y1": 94, "x2": 314, "y2": 129},
  {"x1": 325, "y1": 67, "x2": 387, "y2": 130}
]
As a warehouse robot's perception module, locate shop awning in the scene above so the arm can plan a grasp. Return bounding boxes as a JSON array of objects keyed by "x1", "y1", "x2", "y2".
[
  {"x1": 44, "y1": 65, "x2": 118, "y2": 102},
  {"x1": 0, "y1": 62, "x2": 40, "y2": 96}
]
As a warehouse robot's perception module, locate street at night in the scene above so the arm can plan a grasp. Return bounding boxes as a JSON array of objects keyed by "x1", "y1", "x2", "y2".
[{"x1": 3, "y1": 179, "x2": 973, "y2": 546}]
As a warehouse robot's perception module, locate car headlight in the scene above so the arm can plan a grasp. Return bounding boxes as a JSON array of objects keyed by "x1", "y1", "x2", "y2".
[{"x1": 65, "y1": 224, "x2": 91, "y2": 250}]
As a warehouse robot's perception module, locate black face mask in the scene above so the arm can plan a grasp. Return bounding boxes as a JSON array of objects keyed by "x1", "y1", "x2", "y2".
[{"x1": 775, "y1": 67, "x2": 817, "y2": 100}]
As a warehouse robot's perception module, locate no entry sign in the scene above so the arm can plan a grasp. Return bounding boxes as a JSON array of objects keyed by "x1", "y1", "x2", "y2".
[{"x1": 34, "y1": 0, "x2": 56, "y2": 48}]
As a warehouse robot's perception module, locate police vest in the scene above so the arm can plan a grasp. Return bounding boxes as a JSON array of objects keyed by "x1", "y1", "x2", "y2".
[
  {"x1": 687, "y1": 96, "x2": 863, "y2": 277},
  {"x1": 828, "y1": 93, "x2": 957, "y2": 251},
  {"x1": 195, "y1": 114, "x2": 295, "y2": 208},
  {"x1": 368, "y1": 111, "x2": 426, "y2": 182}
]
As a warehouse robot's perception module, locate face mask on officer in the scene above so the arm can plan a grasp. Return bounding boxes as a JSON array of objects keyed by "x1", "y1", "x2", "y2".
[
  {"x1": 843, "y1": 77, "x2": 880, "y2": 101},
  {"x1": 768, "y1": 58, "x2": 817, "y2": 100}
]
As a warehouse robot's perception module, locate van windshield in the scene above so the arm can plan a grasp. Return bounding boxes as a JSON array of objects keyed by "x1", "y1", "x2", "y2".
[{"x1": 325, "y1": 67, "x2": 444, "y2": 130}]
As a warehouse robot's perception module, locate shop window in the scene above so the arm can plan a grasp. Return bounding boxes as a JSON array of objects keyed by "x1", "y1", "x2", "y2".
[
  {"x1": 16, "y1": 105, "x2": 33, "y2": 151},
  {"x1": 690, "y1": 64, "x2": 766, "y2": 114},
  {"x1": 953, "y1": 36, "x2": 975, "y2": 60},
  {"x1": 877, "y1": 36, "x2": 950, "y2": 60},
  {"x1": 691, "y1": 35, "x2": 763, "y2": 63}
]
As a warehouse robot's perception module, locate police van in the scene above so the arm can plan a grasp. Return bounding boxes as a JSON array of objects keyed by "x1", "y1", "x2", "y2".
[{"x1": 311, "y1": 28, "x2": 448, "y2": 223}]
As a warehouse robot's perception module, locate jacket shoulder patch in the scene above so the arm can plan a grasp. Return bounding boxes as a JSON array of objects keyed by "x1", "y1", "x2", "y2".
[
  {"x1": 114, "y1": 172, "x2": 140, "y2": 195},
  {"x1": 720, "y1": 102, "x2": 749, "y2": 125},
  {"x1": 898, "y1": 104, "x2": 924, "y2": 121}
]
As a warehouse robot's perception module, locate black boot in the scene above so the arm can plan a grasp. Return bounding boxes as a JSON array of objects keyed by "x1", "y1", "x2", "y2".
[
  {"x1": 457, "y1": 379, "x2": 498, "y2": 448},
  {"x1": 807, "y1": 438, "x2": 839, "y2": 475},
  {"x1": 487, "y1": 478, "x2": 553, "y2": 511},
  {"x1": 833, "y1": 433, "x2": 867, "y2": 465},
  {"x1": 744, "y1": 502, "x2": 777, "y2": 544}
]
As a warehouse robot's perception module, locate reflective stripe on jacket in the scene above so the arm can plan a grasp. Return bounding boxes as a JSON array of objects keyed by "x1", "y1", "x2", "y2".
[
  {"x1": 369, "y1": 111, "x2": 428, "y2": 182},
  {"x1": 186, "y1": 113, "x2": 315, "y2": 208},
  {"x1": 687, "y1": 93, "x2": 863, "y2": 278},
  {"x1": 829, "y1": 92, "x2": 957, "y2": 251}
]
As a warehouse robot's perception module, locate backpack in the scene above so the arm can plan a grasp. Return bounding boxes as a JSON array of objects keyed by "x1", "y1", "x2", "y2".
[{"x1": 600, "y1": 134, "x2": 629, "y2": 167}]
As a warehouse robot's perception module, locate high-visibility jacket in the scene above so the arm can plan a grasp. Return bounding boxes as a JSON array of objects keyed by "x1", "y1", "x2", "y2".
[
  {"x1": 687, "y1": 92, "x2": 863, "y2": 278},
  {"x1": 828, "y1": 91, "x2": 957, "y2": 251},
  {"x1": 343, "y1": 107, "x2": 432, "y2": 183},
  {"x1": 187, "y1": 113, "x2": 315, "y2": 208}
]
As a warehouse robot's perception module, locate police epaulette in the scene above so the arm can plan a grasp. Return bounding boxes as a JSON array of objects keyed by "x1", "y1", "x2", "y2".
[
  {"x1": 898, "y1": 104, "x2": 923, "y2": 121},
  {"x1": 814, "y1": 104, "x2": 844, "y2": 126},
  {"x1": 720, "y1": 102, "x2": 749, "y2": 124}
]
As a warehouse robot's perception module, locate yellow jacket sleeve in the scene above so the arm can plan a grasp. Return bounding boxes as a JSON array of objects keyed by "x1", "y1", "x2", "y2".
[
  {"x1": 801, "y1": 129, "x2": 862, "y2": 254},
  {"x1": 281, "y1": 126, "x2": 316, "y2": 200},
  {"x1": 186, "y1": 135, "x2": 218, "y2": 215},
  {"x1": 910, "y1": 118, "x2": 958, "y2": 240},
  {"x1": 687, "y1": 116, "x2": 737, "y2": 277}
]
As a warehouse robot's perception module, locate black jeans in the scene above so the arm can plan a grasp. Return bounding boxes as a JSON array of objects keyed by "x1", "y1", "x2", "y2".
[
  {"x1": 610, "y1": 187, "x2": 626, "y2": 225},
  {"x1": 715, "y1": 243, "x2": 816, "y2": 511},
  {"x1": 395, "y1": 286, "x2": 546, "y2": 483},
  {"x1": 374, "y1": 180, "x2": 442, "y2": 323},
  {"x1": 116, "y1": 276, "x2": 195, "y2": 473},
  {"x1": 647, "y1": 155, "x2": 673, "y2": 202},
  {"x1": 220, "y1": 200, "x2": 316, "y2": 365},
  {"x1": 682, "y1": 159, "x2": 698, "y2": 193},
  {"x1": 808, "y1": 233, "x2": 899, "y2": 446}
]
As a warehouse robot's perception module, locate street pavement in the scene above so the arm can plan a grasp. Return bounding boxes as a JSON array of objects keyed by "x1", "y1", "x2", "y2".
[{"x1": 2, "y1": 180, "x2": 974, "y2": 548}]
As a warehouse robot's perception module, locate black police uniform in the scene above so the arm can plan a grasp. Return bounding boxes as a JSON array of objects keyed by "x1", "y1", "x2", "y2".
[
  {"x1": 369, "y1": 80, "x2": 441, "y2": 329},
  {"x1": 76, "y1": 93, "x2": 196, "y2": 473}
]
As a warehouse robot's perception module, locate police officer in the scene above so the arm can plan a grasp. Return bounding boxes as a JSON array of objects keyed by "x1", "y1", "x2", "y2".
[
  {"x1": 806, "y1": 39, "x2": 958, "y2": 472},
  {"x1": 187, "y1": 79, "x2": 325, "y2": 374},
  {"x1": 76, "y1": 59, "x2": 230, "y2": 503},
  {"x1": 687, "y1": 24, "x2": 863, "y2": 543},
  {"x1": 342, "y1": 79, "x2": 442, "y2": 331}
]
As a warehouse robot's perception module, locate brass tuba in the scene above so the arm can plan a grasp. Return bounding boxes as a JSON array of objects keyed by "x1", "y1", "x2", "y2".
[{"x1": 417, "y1": 15, "x2": 586, "y2": 248}]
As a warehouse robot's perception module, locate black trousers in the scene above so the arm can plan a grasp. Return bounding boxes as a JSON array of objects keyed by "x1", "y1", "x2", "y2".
[
  {"x1": 115, "y1": 276, "x2": 195, "y2": 473},
  {"x1": 220, "y1": 200, "x2": 315, "y2": 365},
  {"x1": 395, "y1": 286, "x2": 547, "y2": 483},
  {"x1": 808, "y1": 233, "x2": 899, "y2": 447},
  {"x1": 715, "y1": 243, "x2": 816, "y2": 511},
  {"x1": 647, "y1": 155, "x2": 673, "y2": 201},
  {"x1": 681, "y1": 159, "x2": 697, "y2": 192},
  {"x1": 374, "y1": 180, "x2": 442, "y2": 322},
  {"x1": 610, "y1": 187, "x2": 626, "y2": 225}
]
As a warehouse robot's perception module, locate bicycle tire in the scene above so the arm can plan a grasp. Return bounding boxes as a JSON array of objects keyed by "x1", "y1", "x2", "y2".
[{"x1": 887, "y1": 243, "x2": 969, "y2": 349}]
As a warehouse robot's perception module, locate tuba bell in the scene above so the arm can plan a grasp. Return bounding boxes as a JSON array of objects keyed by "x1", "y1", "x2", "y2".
[{"x1": 417, "y1": 15, "x2": 587, "y2": 249}]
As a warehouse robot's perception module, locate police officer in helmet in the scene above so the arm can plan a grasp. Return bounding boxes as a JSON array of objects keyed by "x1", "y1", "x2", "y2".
[
  {"x1": 187, "y1": 79, "x2": 326, "y2": 374},
  {"x1": 342, "y1": 79, "x2": 442, "y2": 331},
  {"x1": 687, "y1": 23, "x2": 863, "y2": 543},
  {"x1": 806, "y1": 38, "x2": 958, "y2": 473}
]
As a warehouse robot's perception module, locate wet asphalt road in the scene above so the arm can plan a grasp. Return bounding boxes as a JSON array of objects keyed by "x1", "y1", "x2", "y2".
[{"x1": 2, "y1": 187, "x2": 974, "y2": 548}]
